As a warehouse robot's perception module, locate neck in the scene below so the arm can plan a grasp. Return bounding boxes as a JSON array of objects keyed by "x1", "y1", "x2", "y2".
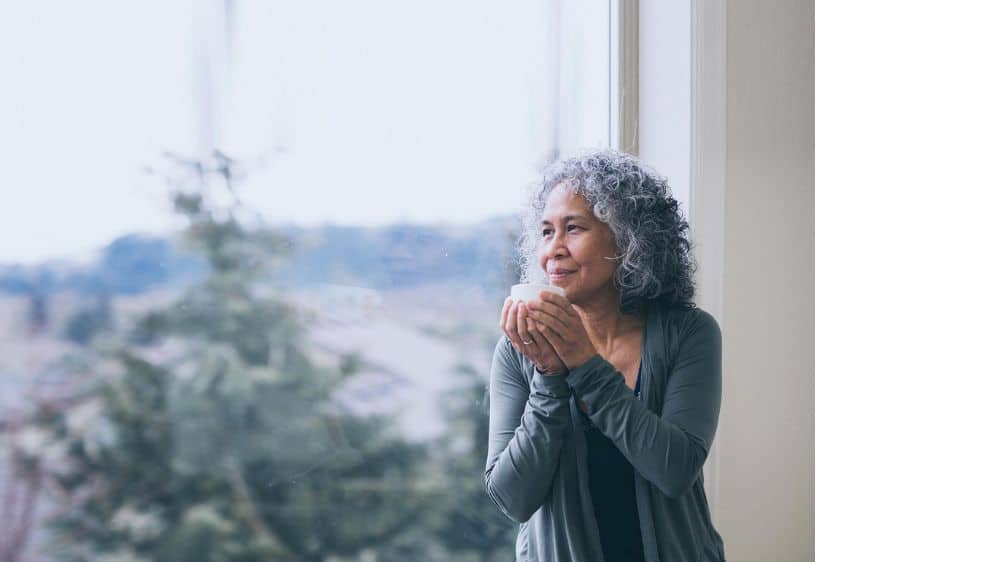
[{"x1": 573, "y1": 288, "x2": 645, "y2": 356}]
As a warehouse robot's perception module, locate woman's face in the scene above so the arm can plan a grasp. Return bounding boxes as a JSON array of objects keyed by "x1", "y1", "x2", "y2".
[{"x1": 537, "y1": 183, "x2": 619, "y2": 303}]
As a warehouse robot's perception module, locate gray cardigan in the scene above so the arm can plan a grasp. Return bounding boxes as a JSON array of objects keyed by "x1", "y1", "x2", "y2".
[{"x1": 484, "y1": 300, "x2": 726, "y2": 561}]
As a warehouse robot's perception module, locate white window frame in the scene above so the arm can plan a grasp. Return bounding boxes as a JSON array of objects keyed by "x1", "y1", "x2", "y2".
[
  {"x1": 610, "y1": 0, "x2": 640, "y2": 156},
  {"x1": 611, "y1": 0, "x2": 727, "y2": 514}
]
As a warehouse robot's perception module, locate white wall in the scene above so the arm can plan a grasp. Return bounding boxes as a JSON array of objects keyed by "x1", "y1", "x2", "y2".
[
  {"x1": 636, "y1": 1, "x2": 813, "y2": 558},
  {"x1": 712, "y1": 1, "x2": 814, "y2": 561},
  {"x1": 636, "y1": 1, "x2": 740, "y2": 525}
]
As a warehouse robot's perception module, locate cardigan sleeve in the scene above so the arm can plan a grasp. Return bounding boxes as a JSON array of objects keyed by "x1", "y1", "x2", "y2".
[
  {"x1": 483, "y1": 335, "x2": 574, "y2": 523},
  {"x1": 566, "y1": 308, "x2": 723, "y2": 499}
]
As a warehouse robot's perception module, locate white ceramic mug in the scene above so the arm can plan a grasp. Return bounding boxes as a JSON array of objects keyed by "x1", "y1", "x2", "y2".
[{"x1": 510, "y1": 283, "x2": 566, "y2": 303}]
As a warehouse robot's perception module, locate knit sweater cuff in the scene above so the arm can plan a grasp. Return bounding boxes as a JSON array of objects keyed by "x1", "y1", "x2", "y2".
[{"x1": 530, "y1": 368, "x2": 571, "y2": 398}]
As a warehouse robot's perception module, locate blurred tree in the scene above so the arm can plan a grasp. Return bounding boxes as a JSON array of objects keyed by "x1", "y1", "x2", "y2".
[
  {"x1": 419, "y1": 232, "x2": 524, "y2": 562},
  {"x1": 63, "y1": 291, "x2": 114, "y2": 346},
  {"x1": 26, "y1": 291, "x2": 48, "y2": 335},
  {"x1": 14, "y1": 152, "x2": 434, "y2": 562},
  {"x1": 0, "y1": 424, "x2": 43, "y2": 562},
  {"x1": 424, "y1": 363, "x2": 518, "y2": 562}
]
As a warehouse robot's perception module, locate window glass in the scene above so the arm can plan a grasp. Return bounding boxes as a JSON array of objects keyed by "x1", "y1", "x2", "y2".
[{"x1": 0, "y1": 2, "x2": 610, "y2": 560}]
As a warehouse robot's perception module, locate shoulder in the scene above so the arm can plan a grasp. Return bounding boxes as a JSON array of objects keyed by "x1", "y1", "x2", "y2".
[
  {"x1": 654, "y1": 301, "x2": 721, "y2": 347},
  {"x1": 653, "y1": 300, "x2": 711, "y2": 327},
  {"x1": 685, "y1": 307, "x2": 721, "y2": 338}
]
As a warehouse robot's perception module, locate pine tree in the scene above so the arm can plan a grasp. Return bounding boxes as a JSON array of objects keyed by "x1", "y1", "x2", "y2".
[
  {"x1": 421, "y1": 230, "x2": 524, "y2": 562},
  {"x1": 424, "y1": 362, "x2": 518, "y2": 562},
  {"x1": 18, "y1": 152, "x2": 433, "y2": 562}
]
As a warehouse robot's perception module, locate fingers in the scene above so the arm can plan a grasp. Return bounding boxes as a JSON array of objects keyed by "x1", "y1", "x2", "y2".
[
  {"x1": 500, "y1": 297, "x2": 513, "y2": 339},
  {"x1": 539, "y1": 290, "x2": 574, "y2": 314},
  {"x1": 502, "y1": 298, "x2": 567, "y2": 372},
  {"x1": 526, "y1": 317, "x2": 564, "y2": 372},
  {"x1": 530, "y1": 312, "x2": 566, "y2": 349},
  {"x1": 516, "y1": 302, "x2": 534, "y2": 345},
  {"x1": 501, "y1": 297, "x2": 525, "y2": 355},
  {"x1": 500, "y1": 297, "x2": 511, "y2": 329},
  {"x1": 526, "y1": 299, "x2": 570, "y2": 332},
  {"x1": 527, "y1": 315, "x2": 559, "y2": 347},
  {"x1": 528, "y1": 304, "x2": 570, "y2": 331}
]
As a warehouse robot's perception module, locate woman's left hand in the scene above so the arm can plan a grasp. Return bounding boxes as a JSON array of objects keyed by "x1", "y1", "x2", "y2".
[{"x1": 526, "y1": 291, "x2": 599, "y2": 370}]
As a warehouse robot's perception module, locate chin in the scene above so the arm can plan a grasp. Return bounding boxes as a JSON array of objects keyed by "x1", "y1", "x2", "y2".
[{"x1": 550, "y1": 281, "x2": 575, "y2": 299}]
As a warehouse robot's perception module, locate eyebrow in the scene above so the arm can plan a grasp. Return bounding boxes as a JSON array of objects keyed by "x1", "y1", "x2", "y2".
[{"x1": 540, "y1": 215, "x2": 587, "y2": 226}]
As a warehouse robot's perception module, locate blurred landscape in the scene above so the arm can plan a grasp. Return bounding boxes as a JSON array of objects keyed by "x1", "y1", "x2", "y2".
[
  {"x1": 0, "y1": 2, "x2": 605, "y2": 558},
  {"x1": 0, "y1": 171, "x2": 526, "y2": 562},
  {"x1": 2, "y1": 215, "x2": 524, "y2": 440},
  {"x1": 0, "y1": 215, "x2": 521, "y2": 298}
]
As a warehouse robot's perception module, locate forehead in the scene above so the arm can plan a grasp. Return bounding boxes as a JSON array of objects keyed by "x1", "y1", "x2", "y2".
[{"x1": 540, "y1": 184, "x2": 594, "y2": 222}]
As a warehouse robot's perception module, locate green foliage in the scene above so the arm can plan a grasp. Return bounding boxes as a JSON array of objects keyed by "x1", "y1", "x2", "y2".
[
  {"x1": 11, "y1": 151, "x2": 527, "y2": 562},
  {"x1": 425, "y1": 363, "x2": 518, "y2": 562},
  {"x1": 26, "y1": 153, "x2": 451, "y2": 562},
  {"x1": 63, "y1": 293, "x2": 114, "y2": 345}
]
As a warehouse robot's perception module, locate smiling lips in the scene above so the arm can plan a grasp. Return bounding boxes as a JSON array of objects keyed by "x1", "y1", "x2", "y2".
[{"x1": 549, "y1": 269, "x2": 576, "y2": 279}]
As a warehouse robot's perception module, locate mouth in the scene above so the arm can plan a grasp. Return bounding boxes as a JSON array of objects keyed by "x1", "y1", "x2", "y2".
[{"x1": 548, "y1": 270, "x2": 576, "y2": 281}]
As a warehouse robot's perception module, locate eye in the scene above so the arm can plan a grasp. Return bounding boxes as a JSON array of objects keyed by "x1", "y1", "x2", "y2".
[{"x1": 541, "y1": 225, "x2": 582, "y2": 237}]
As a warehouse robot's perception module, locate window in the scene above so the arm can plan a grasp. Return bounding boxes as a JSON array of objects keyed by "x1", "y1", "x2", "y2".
[{"x1": 0, "y1": 3, "x2": 614, "y2": 560}]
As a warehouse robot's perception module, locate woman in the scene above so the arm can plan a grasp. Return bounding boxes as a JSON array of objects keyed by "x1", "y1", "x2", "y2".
[{"x1": 484, "y1": 149, "x2": 726, "y2": 562}]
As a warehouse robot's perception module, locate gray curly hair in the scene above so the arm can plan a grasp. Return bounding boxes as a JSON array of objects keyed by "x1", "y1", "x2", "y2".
[{"x1": 516, "y1": 149, "x2": 697, "y2": 314}]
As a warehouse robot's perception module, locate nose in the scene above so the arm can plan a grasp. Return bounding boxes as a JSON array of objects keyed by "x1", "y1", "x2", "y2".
[{"x1": 541, "y1": 229, "x2": 568, "y2": 263}]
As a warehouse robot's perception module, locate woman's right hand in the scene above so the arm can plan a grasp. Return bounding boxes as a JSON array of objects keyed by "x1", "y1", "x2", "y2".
[{"x1": 501, "y1": 297, "x2": 567, "y2": 376}]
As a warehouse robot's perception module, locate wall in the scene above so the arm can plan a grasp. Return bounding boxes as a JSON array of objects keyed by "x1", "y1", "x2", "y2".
[{"x1": 714, "y1": 1, "x2": 814, "y2": 561}]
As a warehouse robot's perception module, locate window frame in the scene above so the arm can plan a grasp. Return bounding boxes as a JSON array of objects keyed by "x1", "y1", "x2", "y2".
[{"x1": 612, "y1": 0, "x2": 727, "y2": 514}]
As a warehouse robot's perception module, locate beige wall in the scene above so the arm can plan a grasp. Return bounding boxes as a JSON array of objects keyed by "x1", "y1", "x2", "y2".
[{"x1": 714, "y1": 1, "x2": 814, "y2": 561}]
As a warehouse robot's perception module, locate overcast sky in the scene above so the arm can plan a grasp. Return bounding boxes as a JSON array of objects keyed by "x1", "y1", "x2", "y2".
[{"x1": 0, "y1": 1, "x2": 609, "y2": 266}]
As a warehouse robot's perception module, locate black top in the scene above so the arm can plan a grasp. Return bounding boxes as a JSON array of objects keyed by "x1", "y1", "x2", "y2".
[{"x1": 583, "y1": 365, "x2": 645, "y2": 561}]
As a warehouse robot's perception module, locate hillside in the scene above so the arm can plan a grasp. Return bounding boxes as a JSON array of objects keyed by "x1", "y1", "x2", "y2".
[{"x1": 0, "y1": 214, "x2": 523, "y2": 297}]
